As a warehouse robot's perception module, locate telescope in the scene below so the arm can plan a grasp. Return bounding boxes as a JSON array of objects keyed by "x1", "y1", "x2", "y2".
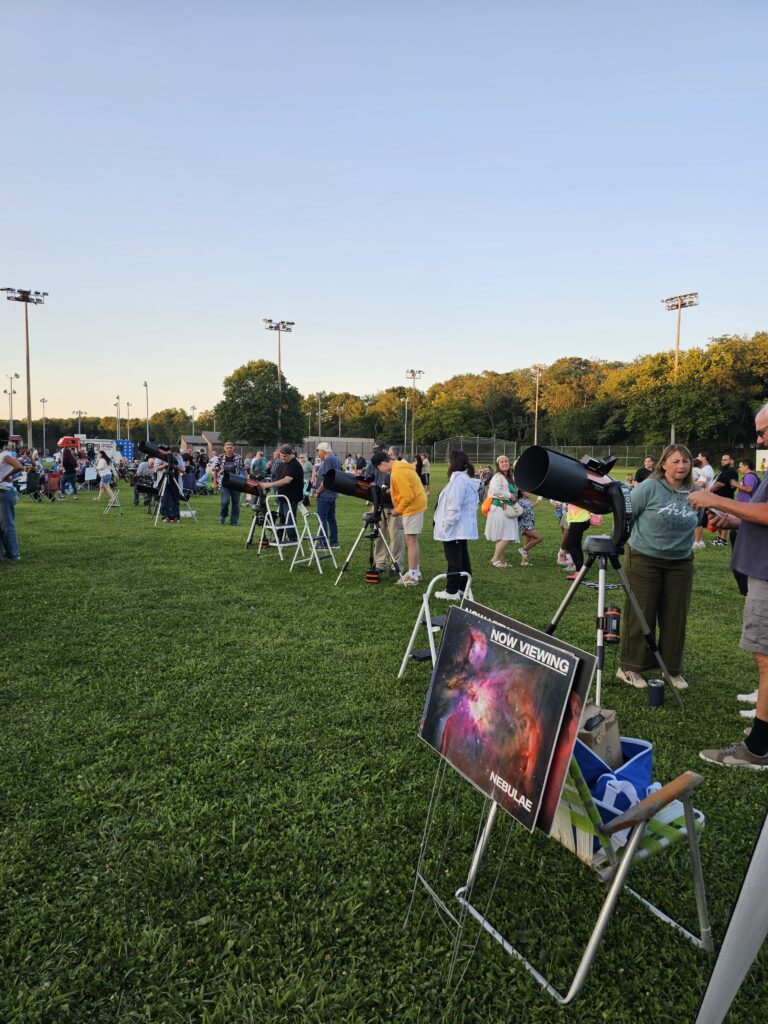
[
  {"x1": 514, "y1": 446, "x2": 632, "y2": 548},
  {"x1": 323, "y1": 469, "x2": 375, "y2": 502},
  {"x1": 221, "y1": 471, "x2": 264, "y2": 495},
  {"x1": 139, "y1": 440, "x2": 173, "y2": 460}
]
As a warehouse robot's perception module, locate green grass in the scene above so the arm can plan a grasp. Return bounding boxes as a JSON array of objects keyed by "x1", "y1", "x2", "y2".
[{"x1": 1, "y1": 475, "x2": 766, "y2": 1023}]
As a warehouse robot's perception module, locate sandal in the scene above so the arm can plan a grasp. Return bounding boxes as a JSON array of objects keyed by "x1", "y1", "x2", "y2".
[{"x1": 491, "y1": 560, "x2": 510, "y2": 568}]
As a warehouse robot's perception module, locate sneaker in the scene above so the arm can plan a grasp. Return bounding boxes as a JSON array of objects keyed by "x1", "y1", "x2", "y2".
[
  {"x1": 565, "y1": 572, "x2": 579, "y2": 581},
  {"x1": 616, "y1": 667, "x2": 647, "y2": 689},
  {"x1": 556, "y1": 551, "x2": 568, "y2": 565},
  {"x1": 518, "y1": 547, "x2": 527, "y2": 558},
  {"x1": 692, "y1": 540, "x2": 706, "y2": 550},
  {"x1": 434, "y1": 590, "x2": 462, "y2": 601},
  {"x1": 737, "y1": 690, "x2": 758, "y2": 704},
  {"x1": 520, "y1": 557, "x2": 530, "y2": 567},
  {"x1": 670, "y1": 674, "x2": 689, "y2": 690},
  {"x1": 699, "y1": 741, "x2": 768, "y2": 771},
  {"x1": 395, "y1": 572, "x2": 420, "y2": 586},
  {"x1": 739, "y1": 708, "x2": 756, "y2": 719},
  {"x1": 330, "y1": 544, "x2": 341, "y2": 550}
]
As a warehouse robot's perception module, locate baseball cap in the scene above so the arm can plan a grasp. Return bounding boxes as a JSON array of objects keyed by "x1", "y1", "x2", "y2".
[
  {"x1": 316, "y1": 442, "x2": 332, "y2": 453},
  {"x1": 279, "y1": 444, "x2": 295, "y2": 455}
]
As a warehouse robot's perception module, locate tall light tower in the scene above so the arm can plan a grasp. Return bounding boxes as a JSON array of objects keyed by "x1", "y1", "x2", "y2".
[
  {"x1": 1, "y1": 288, "x2": 48, "y2": 448},
  {"x1": 661, "y1": 292, "x2": 699, "y2": 444},
  {"x1": 72, "y1": 409, "x2": 86, "y2": 435},
  {"x1": 405, "y1": 369, "x2": 424, "y2": 459},
  {"x1": 262, "y1": 319, "x2": 295, "y2": 444},
  {"x1": 114, "y1": 395, "x2": 121, "y2": 440},
  {"x1": 532, "y1": 364, "x2": 546, "y2": 446},
  {"x1": 143, "y1": 381, "x2": 150, "y2": 440},
  {"x1": 190, "y1": 404, "x2": 197, "y2": 436},
  {"x1": 125, "y1": 401, "x2": 131, "y2": 442},
  {"x1": 4, "y1": 372, "x2": 20, "y2": 434},
  {"x1": 40, "y1": 397, "x2": 47, "y2": 454}
]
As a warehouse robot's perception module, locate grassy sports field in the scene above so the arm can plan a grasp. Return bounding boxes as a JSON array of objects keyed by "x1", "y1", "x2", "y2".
[{"x1": 2, "y1": 469, "x2": 765, "y2": 1023}]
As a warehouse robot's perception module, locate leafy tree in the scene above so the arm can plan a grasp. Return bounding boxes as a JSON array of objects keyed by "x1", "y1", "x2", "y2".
[{"x1": 216, "y1": 360, "x2": 303, "y2": 446}]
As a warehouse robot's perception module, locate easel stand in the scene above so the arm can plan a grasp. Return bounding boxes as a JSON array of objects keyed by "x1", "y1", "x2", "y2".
[
  {"x1": 334, "y1": 508, "x2": 405, "y2": 586},
  {"x1": 290, "y1": 505, "x2": 337, "y2": 574},
  {"x1": 253, "y1": 494, "x2": 299, "y2": 560},
  {"x1": 546, "y1": 535, "x2": 683, "y2": 708},
  {"x1": 103, "y1": 489, "x2": 122, "y2": 516},
  {"x1": 397, "y1": 573, "x2": 474, "y2": 677}
]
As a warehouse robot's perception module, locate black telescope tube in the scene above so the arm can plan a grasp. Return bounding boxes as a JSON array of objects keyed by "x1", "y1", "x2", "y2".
[
  {"x1": 323, "y1": 469, "x2": 376, "y2": 501},
  {"x1": 221, "y1": 471, "x2": 261, "y2": 496},
  {"x1": 514, "y1": 445, "x2": 614, "y2": 515}
]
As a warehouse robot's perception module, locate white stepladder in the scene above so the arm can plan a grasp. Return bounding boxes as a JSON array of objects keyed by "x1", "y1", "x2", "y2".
[
  {"x1": 397, "y1": 572, "x2": 474, "y2": 678},
  {"x1": 256, "y1": 494, "x2": 299, "y2": 561},
  {"x1": 103, "y1": 488, "x2": 123, "y2": 516},
  {"x1": 290, "y1": 504, "x2": 338, "y2": 574}
]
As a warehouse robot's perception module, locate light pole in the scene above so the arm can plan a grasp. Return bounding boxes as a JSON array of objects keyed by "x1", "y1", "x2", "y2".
[
  {"x1": 317, "y1": 394, "x2": 323, "y2": 438},
  {"x1": 125, "y1": 401, "x2": 131, "y2": 442},
  {"x1": 661, "y1": 292, "x2": 699, "y2": 444},
  {"x1": 262, "y1": 319, "x2": 295, "y2": 444},
  {"x1": 2, "y1": 288, "x2": 47, "y2": 448},
  {"x1": 403, "y1": 395, "x2": 408, "y2": 452},
  {"x1": 532, "y1": 364, "x2": 546, "y2": 446},
  {"x1": 405, "y1": 369, "x2": 424, "y2": 459},
  {"x1": 143, "y1": 381, "x2": 150, "y2": 441},
  {"x1": 4, "y1": 372, "x2": 20, "y2": 434},
  {"x1": 40, "y1": 397, "x2": 47, "y2": 454},
  {"x1": 72, "y1": 409, "x2": 86, "y2": 435},
  {"x1": 190, "y1": 404, "x2": 197, "y2": 436},
  {"x1": 114, "y1": 395, "x2": 121, "y2": 440}
]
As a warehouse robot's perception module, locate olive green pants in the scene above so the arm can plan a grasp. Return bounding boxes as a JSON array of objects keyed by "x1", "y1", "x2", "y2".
[{"x1": 620, "y1": 547, "x2": 694, "y2": 674}]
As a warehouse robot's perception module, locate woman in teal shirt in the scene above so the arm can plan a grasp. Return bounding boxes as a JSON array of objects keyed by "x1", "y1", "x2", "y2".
[{"x1": 617, "y1": 443, "x2": 700, "y2": 691}]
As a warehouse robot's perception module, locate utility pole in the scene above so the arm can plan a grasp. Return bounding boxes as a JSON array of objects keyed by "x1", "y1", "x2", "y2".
[
  {"x1": 532, "y1": 364, "x2": 546, "y2": 446},
  {"x1": 114, "y1": 395, "x2": 121, "y2": 440},
  {"x1": 405, "y1": 369, "x2": 424, "y2": 459},
  {"x1": 4, "y1": 372, "x2": 20, "y2": 434},
  {"x1": 40, "y1": 397, "x2": 47, "y2": 454},
  {"x1": 191, "y1": 404, "x2": 197, "y2": 436},
  {"x1": 125, "y1": 401, "x2": 132, "y2": 442},
  {"x1": 661, "y1": 292, "x2": 699, "y2": 444},
  {"x1": 143, "y1": 381, "x2": 150, "y2": 440},
  {"x1": 1, "y1": 288, "x2": 47, "y2": 448},
  {"x1": 262, "y1": 319, "x2": 295, "y2": 445},
  {"x1": 72, "y1": 409, "x2": 86, "y2": 435}
]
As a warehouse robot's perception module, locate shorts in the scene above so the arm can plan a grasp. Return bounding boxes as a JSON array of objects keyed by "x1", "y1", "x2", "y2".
[
  {"x1": 100, "y1": 473, "x2": 113, "y2": 485},
  {"x1": 741, "y1": 577, "x2": 768, "y2": 655},
  {"x1": 403, "y1": 511, "x2": 424, "y2": 535}
]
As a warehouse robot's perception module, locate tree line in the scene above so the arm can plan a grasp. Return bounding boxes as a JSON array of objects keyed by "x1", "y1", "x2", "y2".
[{"x1": 17, "y1": 332, "x2": 767, "y2": 452}]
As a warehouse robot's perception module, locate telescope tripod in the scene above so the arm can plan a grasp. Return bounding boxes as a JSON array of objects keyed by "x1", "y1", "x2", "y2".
[
  {"x1": 335, "y1": 508, "x2": 406, "y2": 586},
  {"x1": 546, "y1": 535, "x2": 683, "y2": 708},
  {"x1": 153, "y1": 471, "x2": 197, "y2": 526}
]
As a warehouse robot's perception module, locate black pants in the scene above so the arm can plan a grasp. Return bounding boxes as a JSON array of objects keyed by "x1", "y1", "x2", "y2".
[
  {"x1": 443, "y1": 539, "x2": 471, "y2": 594},
  {"x1": 731, "y1": 530, "x2": 748, "y2": 596},
  {"x1": 565, "y1": 519, "x2": 590, "y2": 570}
]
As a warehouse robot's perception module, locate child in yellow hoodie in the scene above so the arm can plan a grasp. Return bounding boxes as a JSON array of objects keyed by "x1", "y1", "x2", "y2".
[{"x1": 371, "y1": 451, "x2": 428, "y2": 585}]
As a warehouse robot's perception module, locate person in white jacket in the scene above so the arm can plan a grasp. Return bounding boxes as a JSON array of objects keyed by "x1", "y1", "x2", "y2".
[{"x1": 432, "y1": 450, "x2": 480, "y2": 599}]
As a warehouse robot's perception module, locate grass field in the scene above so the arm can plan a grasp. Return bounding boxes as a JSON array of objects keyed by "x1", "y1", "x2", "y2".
[{"x1": 2, "y1": 472, "x2": 766, "y2": 1023}]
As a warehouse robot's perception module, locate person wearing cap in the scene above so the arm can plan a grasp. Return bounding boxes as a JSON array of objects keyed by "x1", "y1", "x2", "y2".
[
  {"x1": 371, "y1": 450, "x2": 427, "y2": 585},
  {"x1": 216, "y1": 441, "x2": 244, "y2": 526},
  {"x1": 314, "y1": 442, "x2": 342, "y2": 548},
  {"x1": 368, "y1": 443, "x2": 405, "y2": 573},
  {"x1": 259, "y1": 444, "x2": 303, "y2": 542}
]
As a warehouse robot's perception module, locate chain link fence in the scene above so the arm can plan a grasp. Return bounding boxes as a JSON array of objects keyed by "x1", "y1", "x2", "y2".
[{"x1": 430, "y1": 438, "x2": 655, "y2": 470}]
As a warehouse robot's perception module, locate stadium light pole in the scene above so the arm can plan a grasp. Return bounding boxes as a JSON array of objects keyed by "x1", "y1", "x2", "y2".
[
  {"x1": 4, "y1": 372, "x2": 20, "y2": 434},
  {"x1": 533, "y1": 364, "x2": 546, "y2": 446},
  {"x1": 40, "y1": 397, "x2": 47, "y2": 454},
  {"x1": 262, "y1": 319, "x2": 295, "y2": 445},
  {"x1": 662, "y1": 292, "x2": 699, "y2": 444},
  {"x1": 72, "y1": 409, "x2": 86, "y2": 435},
  {"x1": 143, "y1": 381, "x2": 150, "y2": 440},
  {"x1": 1, "y1": 288, "x2": 48, "y2": 448},
  {"x1": 190, "y1": 404, "x2": 197, "y2": 436},
  {"x1": 125, "y1": 401, "x2": 131, "y2": 442},
  {"x1": 402, "y1": 395, "x2": 408, "y2": 452},
  {"x1": 317, "y1": 394, "x2": 323, "y2": 438},
  {"x1": 114, "y1": 395, "x2": 121, "y2": 440},
  {"x1": 405, "y1": 369, "x2": 424, "y2": 459}
]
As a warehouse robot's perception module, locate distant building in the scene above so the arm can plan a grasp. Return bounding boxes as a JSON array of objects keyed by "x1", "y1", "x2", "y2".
[{"x1": 179, "y1": 434, "x2": 208, "y2": 454}]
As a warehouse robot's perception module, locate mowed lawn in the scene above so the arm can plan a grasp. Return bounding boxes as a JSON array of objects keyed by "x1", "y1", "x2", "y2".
[{"x1": 2, "y1": 469, "x2": 766, "y2": 1023}]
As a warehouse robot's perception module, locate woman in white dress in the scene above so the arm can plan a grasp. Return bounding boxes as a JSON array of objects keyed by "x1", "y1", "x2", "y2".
[{"x1": 484, "y1": 454, "x2": 520, "y2": 567}]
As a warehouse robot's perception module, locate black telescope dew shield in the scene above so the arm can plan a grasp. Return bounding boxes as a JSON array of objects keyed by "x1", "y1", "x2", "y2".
[
  {"x1": 139, "y1": 440, "x2": 172, "y2": 460},
  {"x1": 323, "y1": 469, "x2": 376, "y2": 502},
  {"x1": 221, "y1": 471, "x2": 261, "y2": 496},
  {"x1": 514, "y1": 445, "x2": 632, "y2": 547}
]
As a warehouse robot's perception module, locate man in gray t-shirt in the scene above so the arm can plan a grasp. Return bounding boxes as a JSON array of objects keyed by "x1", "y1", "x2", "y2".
[{"x1": 690, "y1": 407, "x2": 768, "y2": 770}]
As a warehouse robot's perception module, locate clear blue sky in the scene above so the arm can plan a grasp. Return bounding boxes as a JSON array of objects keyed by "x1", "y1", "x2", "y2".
[{"x1": 2, "y1": 1, "x2": 765, "y2": 420}]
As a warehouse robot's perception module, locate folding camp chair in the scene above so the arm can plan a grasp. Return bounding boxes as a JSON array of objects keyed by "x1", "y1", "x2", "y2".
[
  {"x1": 457, "y1": 762, "x2": 714, "y2": 1005},
  {"x1": 44, "y1": 472, "x2": 65, "y2": 501}
]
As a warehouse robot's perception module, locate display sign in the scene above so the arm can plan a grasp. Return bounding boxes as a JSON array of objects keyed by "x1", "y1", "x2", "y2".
[{"x1": 419, "y1": 604, "x2": 592, "y2": 832}]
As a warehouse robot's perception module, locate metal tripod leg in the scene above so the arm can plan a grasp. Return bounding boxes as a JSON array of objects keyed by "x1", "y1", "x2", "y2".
[
  {"x1": 245, "y1": 513, "x2": 259, "y2": 549},
  {"x1": 335, "y1": 522, "x2": 375, "y2": 585},
  {"x1": 612, "y1": 560, "x2": 684, "y2": 709},
  {"x1": 335, "y1": 517, "x2": 405, "y2": 586}
]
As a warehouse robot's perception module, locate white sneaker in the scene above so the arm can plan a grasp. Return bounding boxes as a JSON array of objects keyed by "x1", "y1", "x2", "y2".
[
  {"x1": 740, "y1": 708, "x2": 756, "y2": 719},
  {"x1": 434, "y1": 590, "x2": 462, "y2": 601},
  {"x1": 616, "y1": 667, "x2": 647, "y2": 689},
  {"x1": 670, "y1": 674, "x2": 689, "y2": 690},
  {"x1": 556, "y1": 551, "x2": 568, "y2": 565},
  {"x1": 395, "y1": 572, "x2": 420, "y2": 586},
  {"x1": 737, "y1": 690, "x2": 758, "y2": 704},
  {"x1": 693, "y1": 541, "x2": 706, "y2": 550}
]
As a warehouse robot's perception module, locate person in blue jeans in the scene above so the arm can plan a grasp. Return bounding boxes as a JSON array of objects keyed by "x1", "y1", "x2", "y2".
[
  {"x1": 314, "y1": 442, "x2": 341, "y2": 547},
  {"x1": 0, "y1": 428, "x2": 23, "y2": 560}
]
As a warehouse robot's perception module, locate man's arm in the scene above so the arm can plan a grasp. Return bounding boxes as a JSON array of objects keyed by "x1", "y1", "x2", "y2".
[{"x1": 689, "y1": 489, "x2": 768, "y2": 526}]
